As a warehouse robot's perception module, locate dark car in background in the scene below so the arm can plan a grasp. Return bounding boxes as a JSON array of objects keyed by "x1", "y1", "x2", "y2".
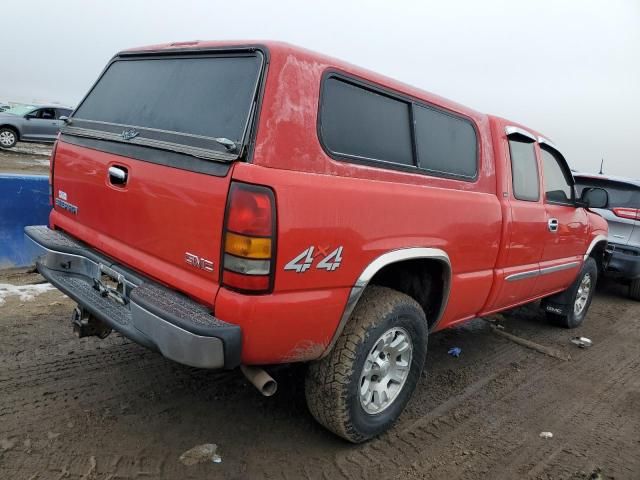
[
  {"x1": 575, "y1": 174, "x2": 640, "y2": 299},
  {"x1": 0, "y1": 104, "x2": 73, "y2": 148}
]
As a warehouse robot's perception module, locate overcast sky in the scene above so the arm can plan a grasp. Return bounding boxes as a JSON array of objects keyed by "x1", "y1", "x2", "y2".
[{"x1": 1, "y1": 0, "x2": 638, "y2": 177}]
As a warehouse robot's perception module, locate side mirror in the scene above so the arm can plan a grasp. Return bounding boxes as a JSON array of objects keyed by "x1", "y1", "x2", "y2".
[
  {"x1": 579, "y1": 187, "x2": 608, "y2": 209},
  {"x1": 59, "y1": 116, "x2": 69, "y2": 123}
]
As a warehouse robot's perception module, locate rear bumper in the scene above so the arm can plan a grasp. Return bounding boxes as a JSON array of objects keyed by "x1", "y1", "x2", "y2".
[
  {"x1": 606, "y1": 243, "x2": 640, "y2": 280},
  {"x1": 24, "y1": 225, "x2": 241, "y2": 369}
]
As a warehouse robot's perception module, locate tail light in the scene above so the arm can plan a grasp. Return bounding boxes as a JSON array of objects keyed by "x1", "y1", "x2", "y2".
[
  {"x1": 222, "y1": 182, "x2": 276, "y2": 293},
  {"x1": 49, "y1": 139, "x2": 59, "y2": 206},
  {"x1": 612, "y1": 208, "x2": 639, "y2": 220}
]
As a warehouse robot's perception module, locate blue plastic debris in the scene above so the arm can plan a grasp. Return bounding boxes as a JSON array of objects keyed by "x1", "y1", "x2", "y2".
[{"x1": 448, "y1": 347, "x2": 462, "y2": 358}]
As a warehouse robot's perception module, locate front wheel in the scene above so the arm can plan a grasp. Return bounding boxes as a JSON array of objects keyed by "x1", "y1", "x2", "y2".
[
  {"x1": 546, "y1": 257, "x2": 598, "y2": 328},
  {"x1": 305, "y1": 286, "x2": 428, "y2": 443},
  {"x1": 0, "y1": 127, "x2": 18, "y2": 149}
]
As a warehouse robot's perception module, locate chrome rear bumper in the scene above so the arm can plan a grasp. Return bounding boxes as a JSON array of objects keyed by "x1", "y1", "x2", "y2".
[{"x1": 25, "y1": 225, "x2": 241, "y2": 369}]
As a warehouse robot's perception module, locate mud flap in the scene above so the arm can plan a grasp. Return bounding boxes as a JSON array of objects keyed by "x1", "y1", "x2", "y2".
[{"x1": 541, "y1": 288, "x2": 573, "y2": 316}]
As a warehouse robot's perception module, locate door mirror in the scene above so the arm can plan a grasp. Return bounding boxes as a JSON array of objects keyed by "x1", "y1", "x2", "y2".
[
  {"x1": 59, "y1": 116, "x2": 69, "y2": 123},
  {"x1": 578, "y1": 187, "x2": 608, "y2": 209}
]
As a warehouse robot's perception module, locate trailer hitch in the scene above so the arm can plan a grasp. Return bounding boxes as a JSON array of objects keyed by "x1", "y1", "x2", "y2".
[{"x1": 71, "y1": 306, "x2": 112, "y2": 339}]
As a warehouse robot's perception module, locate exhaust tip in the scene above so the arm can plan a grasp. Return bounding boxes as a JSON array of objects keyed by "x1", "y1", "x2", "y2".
[
  {"x1": 261, "y1": 379, "x2": 278, "y2": 397},
  {"x1": 240, "y1": 365, "x2": 278, "y2": 397}
]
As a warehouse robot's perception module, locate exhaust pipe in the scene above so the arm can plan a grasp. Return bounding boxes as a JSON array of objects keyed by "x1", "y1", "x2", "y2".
[{"x1": 240, "y1": 365, "x2": 277, "y2": 396}]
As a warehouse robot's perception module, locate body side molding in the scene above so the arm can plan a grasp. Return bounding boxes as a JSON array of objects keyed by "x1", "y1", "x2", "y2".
[
  {"x1": 321, "y1": 247, "x2": 452, "y2": 358},
  {"x1": 505, "y1": 261, "x2": 580, "y2": 282}
]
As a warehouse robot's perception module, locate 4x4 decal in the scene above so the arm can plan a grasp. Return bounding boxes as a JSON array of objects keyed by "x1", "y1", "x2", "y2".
[{"x1": 284, "y1": 246, "x2": 343, "y2": 273}]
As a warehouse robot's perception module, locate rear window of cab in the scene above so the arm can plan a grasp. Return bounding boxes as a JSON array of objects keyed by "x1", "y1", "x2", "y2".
[{"x1": 319, "y1": 74, "x2": 478, "y2": 180}]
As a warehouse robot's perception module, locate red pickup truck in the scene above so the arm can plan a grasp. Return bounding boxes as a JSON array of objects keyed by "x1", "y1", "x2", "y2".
[{"x1": 26, "y1": 41, "x2": 609, "y2": 442}]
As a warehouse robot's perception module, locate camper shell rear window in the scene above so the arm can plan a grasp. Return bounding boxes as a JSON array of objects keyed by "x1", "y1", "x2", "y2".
[{"x1": 66, "y1": 50, "x2": 265, "y2": 162}]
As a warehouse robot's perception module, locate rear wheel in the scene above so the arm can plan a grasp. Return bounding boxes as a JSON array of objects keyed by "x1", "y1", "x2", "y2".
[
  {"x1": 546, "y1": 257, "x2": 598, "y2": 328},
  {"x1": 629, "y1": 278, "x2": 640, "y2": 301},
  {"x1": 0, "y1": 127, "x2": 18, "y2": 148},
  {"x1": 305, "y1": 286, "x2": 428, "y2": 443}
]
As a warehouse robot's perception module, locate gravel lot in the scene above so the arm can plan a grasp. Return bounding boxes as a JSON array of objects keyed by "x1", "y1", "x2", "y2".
[
  {"x1": 1, "y1": 146, "x2": 639, "y2": 479},
  {"x1": 1, "y1": 267, "x2": 638, "y2": 480},
  {"x1": 0, "y1": 143, "x2": 51, "y2": 175}
]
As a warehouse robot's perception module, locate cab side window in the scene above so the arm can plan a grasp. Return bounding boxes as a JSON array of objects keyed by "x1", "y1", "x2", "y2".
[
  {"x1": 319, "y1": 74, "x2": 479, "y2": 180},
  {"x1": 541, "y1": 147, "x2": 574, "y2": 204},
  {"x1": 508, "y1": 139, "x2": 539, "y2": 201},
  {"x1": 320, "y1": 77, "x2": 414, "y2": 166}
]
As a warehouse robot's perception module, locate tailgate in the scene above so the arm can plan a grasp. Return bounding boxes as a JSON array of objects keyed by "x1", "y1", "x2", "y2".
[
  {"x1": 51, "y1": 140, "x2": 233, "y2": 305},
  {"x1": 49, "y1": 48, "x2": 265, "y2": 305}
]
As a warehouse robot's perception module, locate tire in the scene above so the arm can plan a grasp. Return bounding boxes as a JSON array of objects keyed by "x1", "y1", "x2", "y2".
[
  {"x1": 305, "y1": 285, "x2": 428, "y2": 443},
  {"x1": 629, "y1": 279, "x2": 640, "y2": 301},
  {"x1": 546, "y1": 257, "x2": 598, "y2": 328},
  {"x1": 0, "y1": 127, "x2": 18, "y2": 148}
]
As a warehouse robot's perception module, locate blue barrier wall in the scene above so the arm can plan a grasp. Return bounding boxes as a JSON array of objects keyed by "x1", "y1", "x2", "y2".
[{"x1": 0, "y1": 174, "x2": 50, "y2": 268}]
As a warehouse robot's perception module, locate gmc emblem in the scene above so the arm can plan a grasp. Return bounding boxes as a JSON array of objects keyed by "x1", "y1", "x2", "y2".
[{"x1": 185, "y1": 252, "x2": 214, "y2": 272}]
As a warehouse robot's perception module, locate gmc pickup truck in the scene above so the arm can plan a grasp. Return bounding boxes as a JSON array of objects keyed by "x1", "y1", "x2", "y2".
[{"x1": 26, "y1": 41, "x2": 609, "y2": 443}]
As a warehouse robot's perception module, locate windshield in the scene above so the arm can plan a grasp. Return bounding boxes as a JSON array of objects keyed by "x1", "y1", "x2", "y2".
[
  {"x1": 2, "y1": 105, "x2": 36, "y2": 116},
  {"x1": 69, "y1": 53, "x2": 263, "y2": 159}
]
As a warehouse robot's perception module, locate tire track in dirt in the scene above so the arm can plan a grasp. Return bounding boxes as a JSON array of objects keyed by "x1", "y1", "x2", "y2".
[
  {"x1": 324, "y1": 296, "x2": 640, "y2": 480},
  {"x1": 2, "y1": 281, "x2": 638, "y2": 480}
]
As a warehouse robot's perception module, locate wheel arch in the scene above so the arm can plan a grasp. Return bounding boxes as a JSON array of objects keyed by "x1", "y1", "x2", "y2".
[
  {"x1": 321, "y1": 247, "x2": 451, "y2": 358},
  {"x1": 0, "y1": 124, "x2": 20, "y2": 140},
  {"x1": 585, "y1": 235, "x2": 608, "y2": 273}
]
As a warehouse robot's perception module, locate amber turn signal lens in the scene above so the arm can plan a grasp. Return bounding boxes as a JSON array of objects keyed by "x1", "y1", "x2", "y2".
[{"x1": 225, "y1": 232, "x2": 272, "y2": 259}]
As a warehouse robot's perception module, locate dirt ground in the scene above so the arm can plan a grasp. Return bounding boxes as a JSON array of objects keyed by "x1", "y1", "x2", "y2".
[
  {"x1": 0, "y1": 268, "x2": 638, "y2": 480},
  {"x1": 0, "y1": 143, "x2": 52, "y2": 175}
]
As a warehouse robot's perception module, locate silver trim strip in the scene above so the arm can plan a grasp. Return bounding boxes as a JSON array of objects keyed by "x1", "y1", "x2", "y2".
[
  {"x1": 584, "y1": 235, "x2": 608, "y2": 261},
  {"x1": 505, "y1": 126, "x2": 537, "y2": 142},
  {"x1": 505, "y1": 269, "x2": 539, "y2": 282},
  {"x1": 321, "y1": 247, "x2": 451, "y2": 358},
  {"x1": 540, "y1": 261, "x2": 579, "y2": 276},
  {"x1": 505, "y1": 261, "x2": 580, "y2": 282},
  {"x1": 63, "y1": 126, "x2": 237, "y2": 162},
  {"x1": 538, "y1": 136, "x2": 559, "y2": 151}
]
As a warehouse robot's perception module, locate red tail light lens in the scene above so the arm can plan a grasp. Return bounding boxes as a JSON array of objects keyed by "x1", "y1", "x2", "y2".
[
  {"x1": 222, "y1": 270, "x2": 271, "y2": 291},
  {"x1": 226, "y1": 183, "x2": 273, "y2": 237},
  {"x1": 612, "y1": 208, "x2": 639, "y2": 220},
  {"x1": 222, "y1": 182, "x2": 276, "y2": 293}
]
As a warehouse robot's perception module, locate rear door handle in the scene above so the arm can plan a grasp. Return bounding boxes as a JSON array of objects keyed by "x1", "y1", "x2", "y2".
[
  {"x1": 548, "y1": 218, "x2": 559, "y2": 232},
  {"x1": 108, "y1": 166, "x2": 128, "y2": 186}
]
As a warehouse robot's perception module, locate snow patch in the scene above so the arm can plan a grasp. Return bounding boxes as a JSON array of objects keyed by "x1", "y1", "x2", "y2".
[{"x1": 0, "y1": 283, "x2": 56, "y2": 305}]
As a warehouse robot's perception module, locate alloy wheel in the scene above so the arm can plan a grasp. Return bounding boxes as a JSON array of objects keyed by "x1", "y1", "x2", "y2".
[{"x1": 359, "y1": 326, "x2": 413, "y2": 414}]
